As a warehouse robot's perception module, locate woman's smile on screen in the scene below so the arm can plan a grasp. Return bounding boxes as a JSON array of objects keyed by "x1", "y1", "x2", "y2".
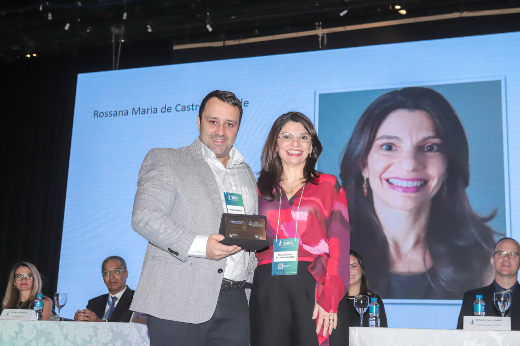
[{"x1": 364, "y1": 109, "x2": 447, "y2": 213}]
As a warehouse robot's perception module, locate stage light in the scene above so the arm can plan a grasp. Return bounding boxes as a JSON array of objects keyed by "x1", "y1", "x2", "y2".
[
  {"x1": 398, "y1": 9, "x2": 406, "y2": 15},
  {"x1": 25, "y1": 54, "x2": 30, "y2": 58},
  {"x1": 395, "y1": 5, "x2": 401, "y2": 10},
  {"x1": 32, "y1": 53, "x2": 37, "y2": 57},
  {"x1": 123, "y1": 12, "x2": 127, "y2": 20},
  {"x1": 39, "y1": 5, "x2": 42, "y2": 11},
  {"x1": 65, "y1": 23, "x2": 70, "y2": 30},
  {"x1": 339, "y1": 9, "x2": 348, "y2": 17},
  {"x1": 147, "y1": 24, "x2": 152, "y2": 32},
  {"x1": 86, "y1": 26, "x2": 91, "y2": 33},
  {"x1": 206, "y1": 24, "x2": 212, "y2": 32},
  {"x1": 48, "y1": 12, "x2": 52, "y2": 20}
]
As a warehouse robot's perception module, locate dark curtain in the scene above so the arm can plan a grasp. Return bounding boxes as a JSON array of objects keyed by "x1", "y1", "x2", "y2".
[{"x1": 1, "y1": 13, "x2": 520, "y2": 304}]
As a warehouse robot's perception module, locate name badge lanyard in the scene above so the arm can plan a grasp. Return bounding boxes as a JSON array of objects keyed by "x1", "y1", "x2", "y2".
[
  {"x1": 208, "y1": 161, "x2": 249, "y2": 280},
  {"x1": 272, "y1": 183, "x2": 305, "y2": 276},
  {"x1": 208, "y1": 163, "x2": 246, "y2": 214}
]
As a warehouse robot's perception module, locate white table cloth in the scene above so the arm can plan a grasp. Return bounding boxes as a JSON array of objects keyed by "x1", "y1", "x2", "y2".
[
  {"x1": 349, "y1": 327, "x2": 520, "y2": 346},
  {"x1": 0, "y1": 320, "x2": 149, "y2": 346}
]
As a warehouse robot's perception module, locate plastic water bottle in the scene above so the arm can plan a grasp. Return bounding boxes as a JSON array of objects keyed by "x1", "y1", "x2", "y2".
[
  {"x1": 474, "y1": 294, "x2": 485, "y2": 316},
  {"x1": 34, "y1": 294, "x2": 44, "y2": 320},
  {"x1": 368, "y1": 297, "x2": 380, "y2": 327}
]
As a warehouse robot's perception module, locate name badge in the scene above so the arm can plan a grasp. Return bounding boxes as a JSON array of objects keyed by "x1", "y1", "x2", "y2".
[
  {"x1": 224, "y1": 192, "x2": 245, "y2": 215},
  {"x1": 272, "y1": 238, "x2": 299, "y2": 275},
  {"x1": 463, "y1": 316, "x2": 511, "y2": 330}
]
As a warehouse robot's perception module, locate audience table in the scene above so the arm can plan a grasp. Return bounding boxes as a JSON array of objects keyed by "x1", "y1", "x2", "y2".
[
  {"x1": 349, "y1": 327, "x2": 520, "y2": 345},
  {"x1": 0, "y1": 320, "x2": 149, "y2": 346}
]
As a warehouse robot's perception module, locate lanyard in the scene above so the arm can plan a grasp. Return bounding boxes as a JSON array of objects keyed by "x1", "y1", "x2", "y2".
[{"x1": 275, "y1": 183, "x2": 305, "y2": 242}]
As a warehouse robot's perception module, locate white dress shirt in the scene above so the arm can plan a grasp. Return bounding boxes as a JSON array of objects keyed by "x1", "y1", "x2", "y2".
[{"x1": 187, "y1": 139, "x2": 256, "y2": 281}]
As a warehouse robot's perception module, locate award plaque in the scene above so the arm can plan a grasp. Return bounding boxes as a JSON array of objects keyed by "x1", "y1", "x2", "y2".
[{"x1": 219, "y1": 213, "x2": 269, "y2": 250}]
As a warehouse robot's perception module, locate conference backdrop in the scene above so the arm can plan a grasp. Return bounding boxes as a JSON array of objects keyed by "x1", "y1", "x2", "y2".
[{"x1": 59, "y1": 31, "x2": 520, "y2": 328}]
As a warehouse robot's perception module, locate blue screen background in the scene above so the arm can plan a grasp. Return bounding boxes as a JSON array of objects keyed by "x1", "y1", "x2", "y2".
[{"x1": 59, "y1": 31, "x2": 520, "y2": 329}]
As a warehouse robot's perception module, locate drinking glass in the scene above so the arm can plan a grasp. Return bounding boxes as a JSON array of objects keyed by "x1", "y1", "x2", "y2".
[
  {"x1": 494, "y1": 292, "x2": 511, "y2": 317},
  {"x1": 354, "y1": 295, "x2": 369, "y2": 326},
  {"x1": 54, "y1": 293, "x2": 67, "y2": 321}
]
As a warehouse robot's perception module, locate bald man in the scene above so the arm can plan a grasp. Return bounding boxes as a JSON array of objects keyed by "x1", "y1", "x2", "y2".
[{"x1": 457, "y1": 237, "x2": 520, "y2": 329}]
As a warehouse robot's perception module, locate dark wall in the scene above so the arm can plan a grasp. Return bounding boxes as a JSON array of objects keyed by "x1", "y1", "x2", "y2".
[{"x1": 1, "y1": 12, "x2": 520, "y2": 304}]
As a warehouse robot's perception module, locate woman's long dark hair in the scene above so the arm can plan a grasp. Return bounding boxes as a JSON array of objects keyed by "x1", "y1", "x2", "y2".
[
  {"x1": 350, "y1": 250, "x2": 372, "y2": 296},
  {"x1": 258, "y1": 112, "x2": 323, "y2": 201},
  {"x1": 340, "y1": 87, "x2": 496, "y2": 298}
]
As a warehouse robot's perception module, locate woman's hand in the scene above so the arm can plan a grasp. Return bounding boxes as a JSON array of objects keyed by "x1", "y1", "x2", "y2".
[{"x1": 312, "y1": 303, "x2": 337, "y2": 337}]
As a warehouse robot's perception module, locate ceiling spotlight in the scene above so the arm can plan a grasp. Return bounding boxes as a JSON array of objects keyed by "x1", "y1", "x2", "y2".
[
  {"x1": 398, "y1": 9, "x2": 407, "y2": 15},
  {"x1": 47, "y1": 12, "x2": 52, "y2": 20},
  {"x1": 206, "y1": 24, "x2": 212, "y2": 32},
  {"x1": 33, "y1": 53, "x2": 37, "y2": 57},
  {"x1": 25, "y1": 54, "x2": 31, "y2": 58},
  {"x1": 64, "y1": 23, "x2": 70, "y2": 30},
  {"x1": 39, "y1": 5, "x2": 42, "y2": 11},
  {"x1": 86, "y1": 26, "x2": 91, "y2": 33},
  {"x1": 395, "y1": 5, "x2": 401, "y2": 9},
  {"x1": 147, "y1": 24, "x2": 152, "y2": 32},
  {"x1": 339, "y1": 9, "x2": 348, "y2": 17},
  {"x1": 123, "y1": 12, "x2": 127, "y2": 20}
]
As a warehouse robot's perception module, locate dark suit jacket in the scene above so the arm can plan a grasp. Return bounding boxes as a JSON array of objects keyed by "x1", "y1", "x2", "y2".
[
  {"x1": 456, "y1": 282, "x2": 520, "y2": 330},
  {"x1": 86, "y1": 287, "x2": 134, "y2": 322}
]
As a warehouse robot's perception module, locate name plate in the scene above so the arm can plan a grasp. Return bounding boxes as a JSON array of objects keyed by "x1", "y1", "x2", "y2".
[
  {"x1": 0, "y1": 309, "x2": 37, "y2": 320},
  {"x1": 463, "y1": 316, "x2": 511, "y2": 330},
  {"x1": 219, "y1": 213, "x2": 269, "y2": 250}
]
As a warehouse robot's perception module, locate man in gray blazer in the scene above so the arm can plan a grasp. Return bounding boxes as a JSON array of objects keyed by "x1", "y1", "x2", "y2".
[{"x1": 131, "y1": 90, "x2": 257, "y2": 346}]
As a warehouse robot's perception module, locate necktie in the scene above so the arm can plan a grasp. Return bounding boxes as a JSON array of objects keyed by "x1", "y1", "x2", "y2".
[{"x1": 103, "y1": 296, "x2": 118, "y2": 321}]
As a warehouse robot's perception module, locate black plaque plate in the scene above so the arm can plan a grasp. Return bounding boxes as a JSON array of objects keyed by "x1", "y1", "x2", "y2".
[{"x1": 219, "y1": 213, "x2": 269, "y2": 251}]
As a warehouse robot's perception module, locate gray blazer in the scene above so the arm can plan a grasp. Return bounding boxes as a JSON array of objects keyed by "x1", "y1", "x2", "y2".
[{"x1": 130, "y1": 139, "x2": 258, "y2": 323}]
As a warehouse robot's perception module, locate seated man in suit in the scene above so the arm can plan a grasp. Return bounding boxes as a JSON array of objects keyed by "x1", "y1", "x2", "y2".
[
  {"x1": 457, "y1": 237, "x2": 520, "y2": 329},
  {"x1": 74, "y1": 256, "x2": 134, "y2": 322}
]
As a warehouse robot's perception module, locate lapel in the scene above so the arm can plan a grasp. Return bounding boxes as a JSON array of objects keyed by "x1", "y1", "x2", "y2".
[
  {"x1": 110, "y1": 288, "x2": 132, "y2": 322},
  {"x1": 94, "y1": 294, "x2": 109, "y2": 319}
]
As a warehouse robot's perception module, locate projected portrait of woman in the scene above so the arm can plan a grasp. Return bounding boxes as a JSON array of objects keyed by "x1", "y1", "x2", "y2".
[{"x1": 339, "y1": 87, "x2": 496, "y2": 299}]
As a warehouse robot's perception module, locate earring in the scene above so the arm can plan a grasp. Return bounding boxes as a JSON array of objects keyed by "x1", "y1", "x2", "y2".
[{"x1": 363, "y1": 175, "x2": 368, "y2": 197}]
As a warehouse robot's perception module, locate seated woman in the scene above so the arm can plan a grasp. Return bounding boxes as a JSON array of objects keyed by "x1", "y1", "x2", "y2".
[
  {"x1": 1, "y1": 261, "x2": 53, "y2": 320},
  {"x1": 339, "y1": 250, "x2": 387, "y2": 330}
]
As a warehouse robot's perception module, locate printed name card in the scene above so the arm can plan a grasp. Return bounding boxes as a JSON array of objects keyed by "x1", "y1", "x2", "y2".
[
  {"x1": 0, "y1": 309, "x2": 37, "y2": 320},
  {"x1": 463, "y1": 316, "x2": 511, "y2": 330}
]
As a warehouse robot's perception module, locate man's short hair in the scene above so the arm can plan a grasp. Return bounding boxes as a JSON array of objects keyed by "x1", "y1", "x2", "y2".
[
  {"x1": 198, "y1": 90, "x2": 243, "y2": 124},
  {"x1": 101, "y1": 256, "x2": 127, "y2": 272},
  {"x1": 493, "y1": 237, "x2": 520, "y2": 253}
]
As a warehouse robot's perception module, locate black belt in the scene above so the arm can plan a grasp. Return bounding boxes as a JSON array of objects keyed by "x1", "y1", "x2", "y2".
[{"x1": 221, "y1": 279, "x2": 253, "y2": 291}]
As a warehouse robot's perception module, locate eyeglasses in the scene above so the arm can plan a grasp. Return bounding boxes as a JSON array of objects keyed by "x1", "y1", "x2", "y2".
[
  {"x1": 15, "y1": 274, "x2": 34, "y2": 281},
  {"x1": 278, "y1": 132, "x2": 312, "y2": 143},
  {"x1": 494, "y1": 251, "x2": 520, "y2": 259},
  {"x1": 102, "y1": 269, "x2": 125, "y2": 276}
]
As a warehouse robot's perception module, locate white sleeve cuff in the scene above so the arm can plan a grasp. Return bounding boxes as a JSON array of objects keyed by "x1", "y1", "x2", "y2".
[{"x1": 187, "y1": 235, "x2": 209, "y2": 258}]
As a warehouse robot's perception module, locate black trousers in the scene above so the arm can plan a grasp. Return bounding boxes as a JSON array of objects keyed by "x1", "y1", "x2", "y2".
[
  {"x1": 250, "y1": 261, "x2": 348, "y2": 346},
  {"x1": 147, "y1": 289, "x2": 250, "y2": 346}
]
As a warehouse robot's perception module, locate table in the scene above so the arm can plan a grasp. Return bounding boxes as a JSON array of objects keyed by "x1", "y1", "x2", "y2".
[
  {"x1": 349, "y1": 327, "x2": 520, "y2": 346},
  {"x1": 0, "y1": 320, "x2": 149, "y2": 346}
]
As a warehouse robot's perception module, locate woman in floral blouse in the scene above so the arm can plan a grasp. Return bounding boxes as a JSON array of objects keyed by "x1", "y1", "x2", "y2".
[{"x1": 250, "y1": 111, "x2": 350, "y2": 346}]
